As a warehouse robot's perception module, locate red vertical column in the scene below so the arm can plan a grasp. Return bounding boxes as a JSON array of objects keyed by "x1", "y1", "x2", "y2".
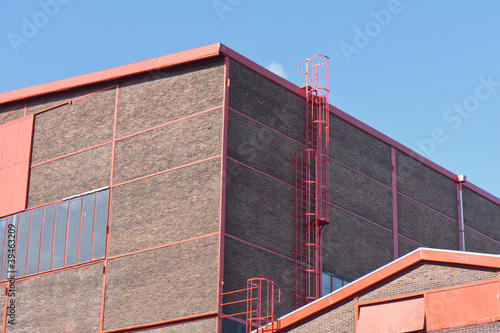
[
  {"x1": 216, "y1": 56, "x2": 230, "y2": 333},
  {"x1": 99, "y1": 84, "x2": 119, "y2": 332},
  {"x1": 391, "y1": 148, "x2": 399, "y2": 260}
]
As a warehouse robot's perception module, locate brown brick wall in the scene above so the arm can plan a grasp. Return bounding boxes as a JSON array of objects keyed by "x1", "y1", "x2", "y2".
[
  {"x1": 224, "y1": 159, "x2": 294, "y2": 257},
  {"x1": 109, "y1": 158, "x2": 221, "y2": 257},
  {"x1": 398, "y1": 235, "x2": 422, "y2": 257},
  {"x1": 138, "y1": 318, "x2": 217, "y2": 332},
  {"x1": 222, "y1": 236, "x2": 295, "y2": 319},
  {"x1": 323, "y1": 205, "x2": 393, "y2": 281},
  {"x1": 289, "y1": 300, "x2": 355, "y2": 333},
  {"x1": 103, "y1": 235, "x2": 219, "y2": 330},
  {"x1": 329, "y1": 161, "x2": 393, "y2": 230},
  {"x1": 6, "y1": 263, "x2": 103, "y2": 333},
  {"x1": 396, "y1": 151, "x2": 457, "y2": 220},
  {"x1": 27, "y1": 144, "x2": 112, "y2": 208},
  {"x1": 359, "y1": 263, "x2": 498, "y2": 303},
  {"x1": 330, "y1": 116, "x2": 392, "y2": 186},
  {"x1": 227, "y1": 109, "x2": 301, "y2": 186},
  {"x1": 463, "y1": 187, "x2": 500, "y2": 245},
  {"x1": 398, "y1": 194, "x2": 460, "y2": 250},
  {"x1": 31, "y1": 88, "x2": 115, "y2": 165},
  {"x1": 113, "y1": 108, "x2": 222, "y2": 184},
  {"x1": 116, "y1": 60, "x2": 224, "y2": 139},
  {"x1": 228, "y1": 60, "x2": 306, "y2": 143}
]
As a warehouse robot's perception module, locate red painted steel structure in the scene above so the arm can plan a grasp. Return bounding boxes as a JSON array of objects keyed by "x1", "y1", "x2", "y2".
[
  {"x1": 220, "y1": 278, "x2": 281, "y2": 333},
  {"x1": 293, "y1": 55, "x2": 330, "y2": 308}
]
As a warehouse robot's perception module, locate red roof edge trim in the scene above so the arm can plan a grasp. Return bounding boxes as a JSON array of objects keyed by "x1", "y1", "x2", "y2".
[
  {"x1": 219, "y1": 44, "x2": 304, "y2": 97},
  {"x1": 0, "y1": 43, "x2": 223, "y2": 105}
]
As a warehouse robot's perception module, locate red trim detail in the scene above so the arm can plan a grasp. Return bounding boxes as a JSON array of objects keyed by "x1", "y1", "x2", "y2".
[
  {"x1": 391, "y1": 148, "x2": 399, "y2": 260},
  {"x1": 228, "y1": 107, "x2": 304, "y2": 146},
  {"x1": 225, "y1": 234, "x2": 294, "y2": 262},
  {"x1": 396, "y1": 191, "x2": 456, "y2": 222},
  {"x1": 326, "y1": 201, "x2": 392, "y2": 233},
  {"x1": 327, "y1": 155, "x2": 390, "y2": 190},
  {"x1": 227, "y1": 157, "x2": 293, "y2": 188},
  {"x1": 100, "y1": 311, "x2": 218, "y2": 333},
  {"x1": 107, "y1": 233, "x2": 219, "y2": 261},
  {"x1": 112, "y1": 155, "x2": 222, "y2": 188},
  {"x1": 464, "y1": 225, "x2": 500, "y2": 245},
  {"x1": 116, "y1": 105, "x2": 223, "y2": 142},
  {"x1": 0, "y1": 104, "x2": 21, "y2": 123}
]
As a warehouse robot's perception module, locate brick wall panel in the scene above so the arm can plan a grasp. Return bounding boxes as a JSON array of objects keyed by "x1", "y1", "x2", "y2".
[
  {"x1": 289, "y1": 300, "x2": 355, "y2": 333},
  {"x1": 109, "y1": 158, "x2": 220, "y2": 257},
  {"x1": 223, "y1": 237, "x2": 295, "y2": 319},
  {"x1": 329, "y1": 161, "x2": 393, "y2": 230},
  {"x1": 359, "y1": 263, "x2": 498, "y2": 303},
  {"x1": 104, "y1": 236, "x2": 219, "y2": 330},
  {"x1": 227, "y1": 110, "x2": 301, "y2": 185},
  {"x1": 463, "y1": 187, "x2": 500, "y2": 243},
  {"x1": 330, "y1": 116, "x2": 392, "y2": 186},
  {"x1": 228, "y1": 60, "x2": 306, "y2": 142},
  {"x1": 5, "y1": 263, "x2": 103, "y2": 333},
  {"x1": 322, "y1": 206, "x2": 393, "y2": 282},
  {"x1": 398, "y1": 194, "x2": 459, "y2": 250},
  {"x1": 224, "y1": 159, "x2": 294, "y2": 257},
  {"x1": 27, "y1": 144, "x2": 111, "y2": 207},
  {"x1": 398, "y1": 236, "x2": 422, "y2": 258},
  {"x1": 113, "y1": 109, "x2": 222, "y2": 184},
  {"x1": 396, "y1": 151, "x2": 457, "y2": 219},
  {"x1": 31, "y1": 89, "x2": 115, "y2": 165},
  {"x1": 116, "y1": 61, "x2": 224, "y2": 138}
]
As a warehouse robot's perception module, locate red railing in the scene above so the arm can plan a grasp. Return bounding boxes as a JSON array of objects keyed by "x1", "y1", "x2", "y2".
[{"x1": 220, "y1": 278, "x2": 281, "y2": 332}]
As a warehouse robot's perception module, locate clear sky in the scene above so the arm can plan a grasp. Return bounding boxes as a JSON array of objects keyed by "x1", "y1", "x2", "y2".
[{"x1": 1, "y1": 0, "x2": 499, "y2": 199}]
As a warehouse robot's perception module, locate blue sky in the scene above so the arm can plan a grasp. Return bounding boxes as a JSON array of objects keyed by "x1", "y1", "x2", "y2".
[{"x1": 1, "y1": 0, "x2": 499, "y2": 198}]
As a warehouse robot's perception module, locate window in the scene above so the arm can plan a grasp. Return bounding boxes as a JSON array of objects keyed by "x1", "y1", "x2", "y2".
[
  {"x1": 0, "y1": 188, "x2": 109, "y2": 280},
  {"x1": 321, "y1": 271, "x2": 350, "y2": 296}
]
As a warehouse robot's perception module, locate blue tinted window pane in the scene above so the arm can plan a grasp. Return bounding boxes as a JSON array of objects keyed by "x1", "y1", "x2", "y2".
[
  {"x1": 78, "y1": 193, "x2": 95, "y2": 263},
  {"x1": 0, "y1": 218, "x2": 6, "y2": 279},
  {"x1": 15, "y1": 211, "x2": 31, "y2": 278},
  {"x1": 52, "y1": 201, "x2": 68, "y2": 269},
  {"x1": 332, "y1": 276, "x2": 343, "y2": 292},
  {"x1": 321, "y1": 272, "x2": 331, "y2": 297},
  {"x1": 65, "y1": 197, "x2": 81, "y2": 266},
  {"x1": 3, "y1": 215, "x2": 17, "y2": 281},
  {"x1": 26, "y1": 208, "x2": 43, "y2": 275},
  {"x1": 39, "y1": 204, "x2": 56, "y2": 272},
  {"x1": 92, "y1": 190, "x2": 109, "y2": 260}
]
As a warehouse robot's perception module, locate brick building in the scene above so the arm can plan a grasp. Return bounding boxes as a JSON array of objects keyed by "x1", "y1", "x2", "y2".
[{"x1": 0, "y1": 43, "x2": 498, "y2": 332}]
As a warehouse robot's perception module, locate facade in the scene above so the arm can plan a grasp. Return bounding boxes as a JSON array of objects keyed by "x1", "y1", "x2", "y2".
[
  {"x1": 267, "y1": 248, "x2": 500, "y2": 332},
  {"x1": 0, "y1": 43, "x2": 498, "y2": 332}
]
